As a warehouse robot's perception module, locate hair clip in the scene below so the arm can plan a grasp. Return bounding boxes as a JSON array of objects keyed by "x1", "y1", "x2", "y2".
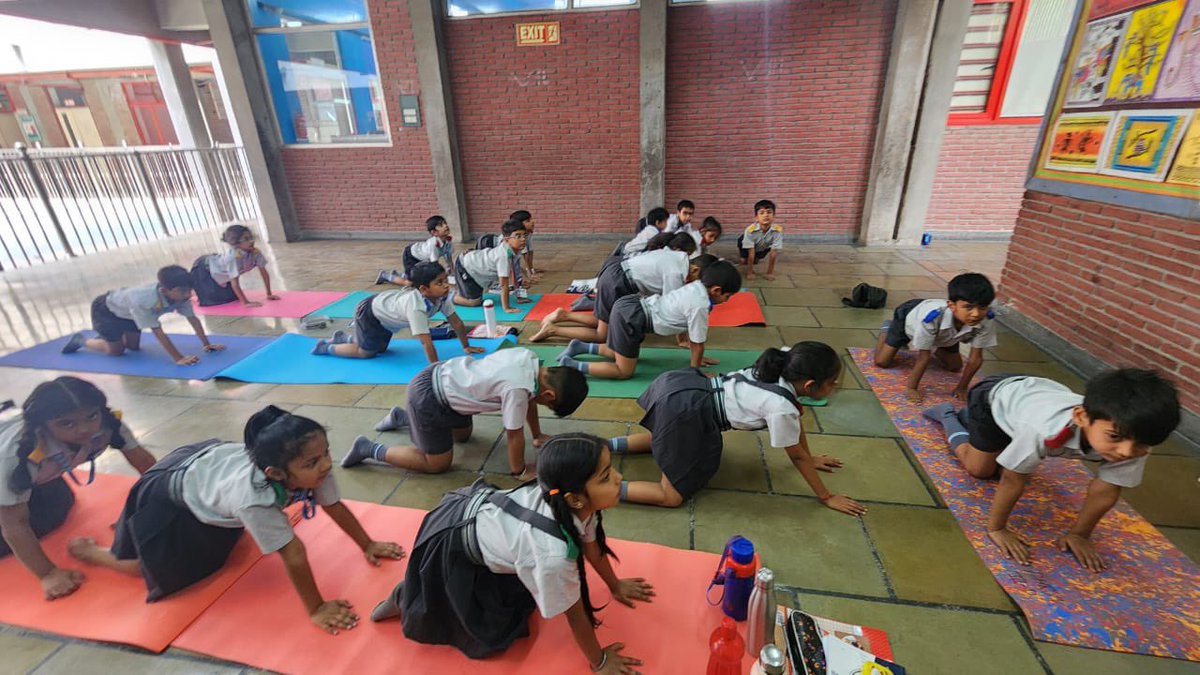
[{"x1": 548, "y1": 489, "x2": 560, "y2": 496}]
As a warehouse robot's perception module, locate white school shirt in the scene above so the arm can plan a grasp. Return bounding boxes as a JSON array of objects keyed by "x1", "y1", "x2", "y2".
[
  {"x1": 105, "y1": 283, "x2": 196, "y2": 329},
  {"x1": 989, "y1": 377, "x2": 1147, "y2": 488},
  {"x1": 181, "y1": 442, "x2": 341, "y2": 554},
  {"x1": 640, "y1": 281, "x2": 711, "y2": 343},
  {"x1": 665, "y1": 213, "x2": 695, "y2": 235},
  {"x1": 410, "y1": 235, "x2": 452, "y2": 264},
  {"x1": 0, "y1": 413, "x2": 138, "y2": 506},
  {"x1": 474, "y1": 485, "x2": 596, "y2": 619},
  {"x1": 742, "y1": 223, "x2": 784, "y2": 251},
  {"x1": 436, "y1": 348, "x2": 538, "y2": 431},
  {"x1": 207, "y1": 248, "x2": 268, "y2": 286},
  {"x1": 902, "y1": 299, "x2": 998, "y2": 351},
  {"x1": 370, "y1": 289, "x2": 456, "y2": 335},
  {"x1": 460, "y1": 245, "x2": 512, "y2": 286},
  {"x1": 721, "y1": 369, "x2": 804, "y2": 448},
  {"x1": 624, "y1": 225, "x2": 660, "y2": 256},
  {"x1": 621, "y1": 249, "x2": 689, "y2": 296}
]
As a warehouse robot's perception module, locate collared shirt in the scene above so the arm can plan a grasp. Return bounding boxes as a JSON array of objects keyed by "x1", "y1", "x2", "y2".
[
  {"x1": 721, "y1": 368, "x2": 803, "y2": 448},
  {"x1": 0, "y1": 412, "x2": 137, "y2": 506},
  {"x1": 990, "y1": 377, "x2": 1146, "y2": 488},
  {"x1": 665, "y1": 213, "x2": 694, "y2": 236},
  {"x1": 104, "y1": 283, "x2": 195, "y2": 330},
  {"x1": 370, "y1": 288, "x2": 456, "y2": 335},
  {"x1": 742, "y1": 223, "x2": 784, "y2": 251},
  {"x1": 436, "y1": 348, "x2": 539, "y2": 430},
  {"x1": 641, "y1": 281, "x2": 711, "y2": 343},
  {"x1": 460, "y1": 245, "x2": 512, "y2": 285},
  {"x1": 621, "y1": 249, "x2": 689, "y2": 296},
  {"x1": 409, "y1": 235, "x2": 453, "y2": 264},
  {"x1": 624, "y1": 225, "x2": 660, "y2": 256},
  {"x1": 207, "y1": 248, "x2": 268, "y2": 286},
  {"x1": 903, "y1": 299, "x2": 997, "y2": 351}
]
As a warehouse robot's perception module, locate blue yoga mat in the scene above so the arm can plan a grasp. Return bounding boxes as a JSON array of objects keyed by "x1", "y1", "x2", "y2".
[
  {"x1": 312, "y1": 291, "x2": 542, "y2": 323},
  {"x1": 0, "y1": 334, "x2": 273, "y2": 381},
  {"x1": 214, "y1": 333, "x2": 518, "y2": 384}
]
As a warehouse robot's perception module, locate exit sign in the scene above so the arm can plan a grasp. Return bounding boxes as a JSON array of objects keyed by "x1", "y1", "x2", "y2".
[{"x1": 516, "y1": 21, "x2": 560, "y2": 46}]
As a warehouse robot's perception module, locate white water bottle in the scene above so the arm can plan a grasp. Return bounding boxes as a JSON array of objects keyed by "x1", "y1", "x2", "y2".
[
  {"x1": 745, "y1": 567, "x2": 776, "y2": 657},
  {"x1": 482, "y1": 299, "x2": 498, "y2": 337}
]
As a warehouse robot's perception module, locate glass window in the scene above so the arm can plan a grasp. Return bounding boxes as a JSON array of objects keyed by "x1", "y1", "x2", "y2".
[
  {"x1": 999, "y1": 0, "x2": 1077, "y2": 118},
  {"x1": 950, "y1": 2, "x2": 1014, "y2": 115},
  {"x1": 249, "y1": 0, "x2": 368, "y2": 28},
  {"x1": 447, "y1": 0, "x2": 635, "y2": 18}
]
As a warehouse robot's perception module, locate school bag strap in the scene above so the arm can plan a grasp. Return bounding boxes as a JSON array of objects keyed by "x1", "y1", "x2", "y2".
[
  {"x1": 487, "y1": 490, "x2": 579, "y2": 561},
  {"x1": 723, "y1": 372, "x2": 802, "y2": 413}
]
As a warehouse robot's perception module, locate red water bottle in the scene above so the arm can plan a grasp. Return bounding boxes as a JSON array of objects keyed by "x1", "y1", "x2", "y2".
[{"x1": 707, "y1": 617, "x2": 745, "y2": 675}]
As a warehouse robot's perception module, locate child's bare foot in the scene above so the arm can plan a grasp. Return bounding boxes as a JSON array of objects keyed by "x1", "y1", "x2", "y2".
[
  {"x1": 529, "y1": 323, "x2": 557, "y2": 342},
  {"x1": 67, "y1": 537, "x2": 105, "y2": 565},
  {"x1": 543, "y1": 308, "x2": 566, "y2": 325},
  {"x1": 511, "y1": 465, "x2": 537, "y2": 482}
]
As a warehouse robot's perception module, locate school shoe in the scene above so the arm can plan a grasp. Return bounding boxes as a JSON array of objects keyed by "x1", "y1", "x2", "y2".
[
  {"x1": 61, "y1": 332, "x2": 86, "y2": 354},
  {"x1": 330, "y1": 330, "x2": 351, "y2": 344},
  {"x1": 375, "y1": 406, "x2": 410, "y2": 432},
  {"x1": 311, "y1": 339, "x2": 332, "y2": 355}
]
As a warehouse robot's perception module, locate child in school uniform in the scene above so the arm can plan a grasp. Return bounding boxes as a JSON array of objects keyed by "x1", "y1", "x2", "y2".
[
  {"x1": 738, "y1": 199, "x2": 783, "y2": 281},
  {"x1": 556, "y1": 260, "x2": 741, "y2": 381},
  {"x1": 375, "y1": 215, "x2": 454, "y2": 287},
  {"x1": 191, "y1": 223, "x2": 279, "y2": 307},
  {"x1": 664, "y1": 199, "x2": 695, "y2": 235},
  {"x1": 611, "y1": 343, "x2": 865, "y2": 513},
  {"x1": 924, "y1": 369, "x2": 1179, "y2": 572},
  {"x1": 0, "y1": 377, "x2": 155, "y2": 600},
  {"x1": 874, "y1": 272, "x2": 997, "y2": 403},
  {"x1": 67, "y1": 406, "x2": 405, "y2": 632},
  {"x1": 370, "y1": 433, "x2": 653, "y2": 673},
  {"x1": 61, "y1": 265, "x2": 224, "y2": 366},
  {"x1": 509, "y1": 209, "x2": 539, "y2": 284},
  {"x1": 342, "y1": 347, "x2": 589, "y2": 480},
  {"x1": 453, "y1": 220, "x2": 528, "y2": 313},
  {"x1": 693, "y1": 216, "x2": 722, "y2": 255},
  {"x1": 313, "y1": 262, "x2": 481, "y2": 363},
  {"x1": 619, "y1": 207, "x2": 670, "y2": 257}
]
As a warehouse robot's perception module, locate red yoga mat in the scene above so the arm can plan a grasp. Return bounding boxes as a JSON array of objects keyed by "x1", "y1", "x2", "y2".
[
  {"x1": 526, "y1": 292, "x2": 766, "y2": 326},
  {"x1": 0, "y1": 473, "x2": 264, "y2": 653},
  {"x1": 192, "y1": 290, "x2": 349, "y2": 318},
  {"x1": 174, "y1": 500, "x2": 754, "y2": 674}
]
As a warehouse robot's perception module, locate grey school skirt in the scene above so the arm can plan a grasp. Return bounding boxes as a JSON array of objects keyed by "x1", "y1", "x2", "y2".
[{"x1": 637, "y1": 368, "x2": 726, "y2": 500}]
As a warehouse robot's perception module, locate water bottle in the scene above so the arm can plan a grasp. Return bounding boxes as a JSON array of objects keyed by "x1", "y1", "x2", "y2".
[
  {"x1": 482, "y1": 299, "x2": 497, "y2": 337},
  {"x1": 921, "y1": 232, "x2": 933, "y2": 246},
  {"x1": 722, "y1": 537, "x2": 758, "y2": 621},
  {"x1": 745, "y1": 567, "x2": 777, "y2": 656},
  {"x1": 706, "y1": 617, "x2": 745, "y2": 675},
  {"x1": 750, "y1": 644, "x2": 787, "y2": 675}
]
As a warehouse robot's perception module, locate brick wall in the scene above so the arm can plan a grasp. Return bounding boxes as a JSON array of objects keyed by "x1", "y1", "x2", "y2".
[
  {"x1": 444, "y1": 10, "x2": 641, "y2": 235},
  {"x1": 1000, "y1": 191, "x2": 1200, "y2": 413},
  {"x1": 926, "y1": 125, "x2": 1041, "y2": 235},
  {"x1": 285, "y1": 0, "x2": 437, "y2": 236},
  {"x1": 663, "y1": 1, "x2": 897, "y2": 240}
]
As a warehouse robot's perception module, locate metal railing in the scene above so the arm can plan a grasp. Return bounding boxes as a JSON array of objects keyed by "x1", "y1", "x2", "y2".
[{"x1": 0, "y1": 144, "x2": 260, "y2": 270}]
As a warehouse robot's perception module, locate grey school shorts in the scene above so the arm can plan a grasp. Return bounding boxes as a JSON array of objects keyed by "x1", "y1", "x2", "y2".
[{"x1": 406, "y1": 366, "x2": 472, "y2": 456}]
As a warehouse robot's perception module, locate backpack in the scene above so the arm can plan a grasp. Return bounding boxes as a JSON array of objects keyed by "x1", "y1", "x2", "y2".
[{"x1": 842, "y1": 282, "x2": 888, "y2": 309}]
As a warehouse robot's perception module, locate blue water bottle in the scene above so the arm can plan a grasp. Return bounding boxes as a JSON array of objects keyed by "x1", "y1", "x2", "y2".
[{"x1": 707, "y1": 536, "x2": 759, "y2": 621}]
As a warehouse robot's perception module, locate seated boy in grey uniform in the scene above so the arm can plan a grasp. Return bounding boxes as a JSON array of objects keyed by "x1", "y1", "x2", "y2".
[
  {"x1": 375, "y1": 215, "x2": 453, "y2": 287},
  {"x1": 618, "y1": 207, "x2": 670, "y2": 257},
  {"x1": 453, "y1": 220, "x2": 528, "y2": 312},
  {"x1": 874, "y1": 272, "x2": 997, "y2": 404},
  {"x1": 0, "y1": 377, "x2": 155, "y2": 600},
  {"x1": 924, "y1": 369, "x2": 1180, "y2": 572},
  {"x1": 67, "y1": 406, "x2": 405, "y2": 633},
  {"x1": 343, "y1": 347, "x2": 588, "y2": 480},
  {"x1": 556, "y1": 260, "x2": 741, "y2": 381},
  {"x1": 738, "y1": 199, "x2": 783, "y2": 280},
  {"x1": 61, "y1": 264, "x2": 224, "y2": 366},
  {"x1": 314, "y1": 262, "x2": 481, "y2": 363}
]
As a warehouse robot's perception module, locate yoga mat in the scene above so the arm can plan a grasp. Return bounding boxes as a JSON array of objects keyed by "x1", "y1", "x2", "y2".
[
  {"x1": 0, "y1": 474, "x2": 264, "y2": 653},
  {"x1": 314, "y1": 291, "x2": 541, "y2": 323},
  {"x1": 526, "y1": 346, "x2": 760, "y2": 399},
  {"x1": 526, "y1": 291, "x2": 766, "y2": 327},
  {"x1": 848, "y1": 348, "x2": 1200, "y2": 661},
  {"x1": 174, "y1": 500, "x2": 752, "y2": 675},
  {"x1": 215, "y1": 333, "x2": 517, "y2": 385},
  {"x1": 192, "y1": 291, "x2": 348, "y2": 318},
  {"x1": 0, "y1": 334, "x2": 274, "y2": 381}
]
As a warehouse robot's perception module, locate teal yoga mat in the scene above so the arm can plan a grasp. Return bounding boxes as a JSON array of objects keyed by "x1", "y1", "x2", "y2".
[{"x1": 311, "y1": 291, "x2": 541, "y2": 323}]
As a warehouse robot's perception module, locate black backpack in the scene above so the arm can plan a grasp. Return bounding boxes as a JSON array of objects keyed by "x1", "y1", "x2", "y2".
[
  {"x1": 842, "y1": 282, "x2": 888, "y2": 309},
  {"x1": 475, "y1": 233, "x2": 500, "y2": 250}
]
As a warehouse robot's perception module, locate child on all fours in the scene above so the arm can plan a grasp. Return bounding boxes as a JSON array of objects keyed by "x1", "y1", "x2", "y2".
[{"x1": 191, "y1": 222, "x2": 279, "y2": 307}]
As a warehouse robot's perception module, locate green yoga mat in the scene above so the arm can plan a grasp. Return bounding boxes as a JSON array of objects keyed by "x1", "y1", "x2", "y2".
[{"x1": 525, "y1": 346, "x2": 761, "y2": 399}]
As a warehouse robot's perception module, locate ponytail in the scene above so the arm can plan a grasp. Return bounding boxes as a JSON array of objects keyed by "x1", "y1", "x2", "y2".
[
  {"x1": 753, "y1": 341, "x2": 840, "y2": 385},
  {"x1": 243, "y1": 405, "x2": 326, "y2": 476},
  {"x1": 752, "y1": 348, "x2": 790, "y2": 384}
]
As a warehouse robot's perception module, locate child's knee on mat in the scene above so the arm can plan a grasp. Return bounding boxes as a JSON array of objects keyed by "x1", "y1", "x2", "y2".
[{"x1": 426, "y1": 453, "x2": 454, "y2": 473}]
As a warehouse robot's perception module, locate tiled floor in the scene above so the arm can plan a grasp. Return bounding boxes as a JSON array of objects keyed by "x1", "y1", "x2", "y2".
[{"x1": 1, "y1": 232, "x2": 1197, "y2": 674}]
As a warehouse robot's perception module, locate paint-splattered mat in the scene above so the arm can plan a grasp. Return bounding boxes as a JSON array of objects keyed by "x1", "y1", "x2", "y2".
[{"x1": 849, "y1": 348, "x2": 1200, "y2": 661}]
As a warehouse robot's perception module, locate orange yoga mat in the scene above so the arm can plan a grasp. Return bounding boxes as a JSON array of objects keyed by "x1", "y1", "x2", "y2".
[
  {"x1": 175, "y1": 500, "x2": 753, "y2": 674},
  {"x1": 527, "y1": 291, "x2": 766, "y2": 326},
  {"x1": 0, "y1": 473, "x2": 264, "y2": 653}
]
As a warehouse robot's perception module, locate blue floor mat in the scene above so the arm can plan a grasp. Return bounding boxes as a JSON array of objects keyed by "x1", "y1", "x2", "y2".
[{"x1": 0, "y1": 334, "x2": 273, "y2": 381}]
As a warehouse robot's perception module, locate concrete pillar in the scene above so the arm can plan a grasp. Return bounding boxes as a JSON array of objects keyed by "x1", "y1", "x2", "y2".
[
  {"x1": 201, "y1": 0, "x2": 300, "y2": 242},
  {"x1": 895, "y1": 0, "x2": 973, "y2": 245},
  {"x1": 148, "y1": 40, "x2": 211, "y2": 148},
  {"x1": 859, "y1": 0, "x2": 940, "y2": 245},
  {"x1": 639, "y1": 0, "x2": 667, "y2": 217},
  {"x1": 408, "y1": 0, "x2": 469, "y2": 241}
]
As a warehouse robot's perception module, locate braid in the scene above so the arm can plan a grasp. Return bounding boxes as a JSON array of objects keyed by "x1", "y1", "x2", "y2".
[
  {"x1": 102, "y1": 408, "x2": 126, "y2": 450},
  {"x1": 9, "y1": 423, "x2": 39, "y2": 494},
  {"x1": 545, "y1": 491, "x2": 605, "y2": 627}
]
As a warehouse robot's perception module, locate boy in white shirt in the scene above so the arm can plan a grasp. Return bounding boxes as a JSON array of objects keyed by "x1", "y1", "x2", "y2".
[
  {"x1": 620, "y1": 207, "x2": 670, "y2": 257},
  {"x1": 454, "y1": 220, "x2": 527, "y2": 313},
  {"x1": 924, "y1": 369, "x2": 1180, "y2": 572},
  {"x1": 314, "y1": 263, "x2": 481, "y2": 363},
  {"x1": 375, "y1": 215, "x2": 453, "y2": 287},
  {"x1": 664, "y1": 200, "x2": 695, "y2": 235}
]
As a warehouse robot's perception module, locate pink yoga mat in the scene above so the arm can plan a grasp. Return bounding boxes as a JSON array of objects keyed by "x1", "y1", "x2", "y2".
[
  {"x1": 192, "y1": 291, "x2": 348, "y2": 318},
  {"x1": 849, "y1": 348, "x2": 1200, "y2": 661}
]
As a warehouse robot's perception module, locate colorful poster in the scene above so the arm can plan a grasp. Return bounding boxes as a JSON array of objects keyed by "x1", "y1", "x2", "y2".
[
  {"x1": 1104, "y1": 0, "x2": 1185, "y2": 104},
  {"x1": 1165, "y1": 113, "x2": 1200, "y2": 184},
  {"x1": 1065, "y1": 13, "x2": 1131, "y2": 107},
  {"x1": 1100, "y1": 109, "x2": 1193, "y2": 180},
  {"x1": 1090, "y1": 0, "x2": 1163, "y2": 19},
  {"x1": 1153, "y1": 0, "x2": 1200, "y2": 101},
  {"x1": 1046, "y1": 112, "x2": 1116, "y2": 171}
]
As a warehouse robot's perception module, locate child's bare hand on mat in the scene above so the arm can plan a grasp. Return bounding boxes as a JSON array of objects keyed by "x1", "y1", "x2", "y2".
[
  {"x1": 952, "y1": 387, "x2": 969, "y2": 402},
  {"x1": 988, "y1": 528, "x2": 1031, "y2": 565},
  {"x1": 1057, "y1": 534, "x2": 1106, "y2": 572},
  {"x1": 364, "y1": 541, "x2": 406, "y2": 566},
  {"x1": 503, "y1": 307, "x2": 521, "y2": 314},
  {"x1": 532, "y1": 433, "x2": 552, "y2": 448},
  {"x1": 905, "y1": 388, "x2": 923, "y2": 404},
  {"x1": 311, "y1": 599, "x2": 358, "y2": 634},
  {"x1": 812, "y1": 455, "x2": 844, "y2": 472},
  {"x1": 203, "y1": 343, "x2": 226, "y2": 352},
  {"x1": 516, "y1": 296, "x2": 532, "y2": 304},
  {"x1": 611, "y1": 578, "x2": 656, "y2": 607},
  {"x1": 821, "y1": 494, "x2": 867, "y2": 517},
  {"x1": 700, "y1": 356, "x2": 720, "y2": 366},
  {"x1": 267, "y1": 294, "x2": 281, "y2": 300},
  {"x1": 41, "y1": 567, "x2": 84, "y2": 600},
  {"x1": 242, "y1": 300, "x2": 263, "y2": 308},
  {"x1": 463, "y1": 346, "x2": 486, "y2": 355},
  {"x1": 765, "y1": 273, "x2": 775, "y2": 281},
  {"x1": 175, "y1": 355, "x2": 200, "y2": 366},
  {"x1": 597, "y1": 643, "x2": 643, "y2": 675}
]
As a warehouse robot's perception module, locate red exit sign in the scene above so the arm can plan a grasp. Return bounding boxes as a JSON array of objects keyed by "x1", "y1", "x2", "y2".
[{"x1": 516, "y1": 21, "x2": 560, "y2": 46}]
